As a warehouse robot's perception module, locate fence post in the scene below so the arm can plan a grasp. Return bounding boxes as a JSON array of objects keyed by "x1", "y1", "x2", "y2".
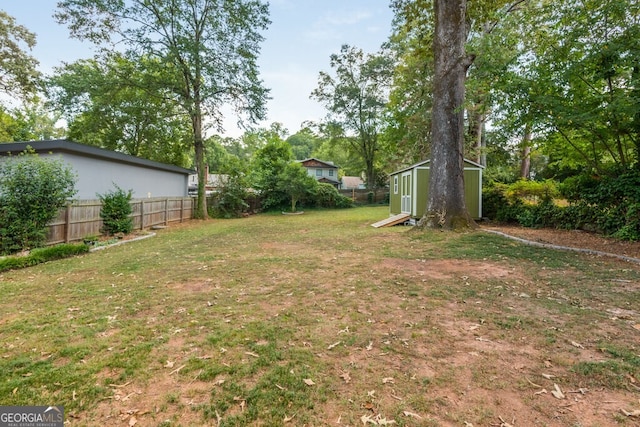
[
  {"x1": 165, "y1": 198, "x2": 169, "y2": 225},
  {"x1": 140, "y1": 200, "x2": 145, "y2": 230},
  {"x1": 64, "y1": 203, "x2": 71, "y2": 243}
]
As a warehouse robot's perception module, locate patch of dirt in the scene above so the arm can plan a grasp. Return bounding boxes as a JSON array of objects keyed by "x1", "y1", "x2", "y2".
[{"x1": 482, "y1": 223, "x2": 640, "y2": 261}]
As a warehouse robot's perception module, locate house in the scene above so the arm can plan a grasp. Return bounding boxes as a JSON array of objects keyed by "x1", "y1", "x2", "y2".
[
  {"x1": 299, "y1": 158, "x2": 340, "y2": 187},
  {"x1": 340, "y1": 176, "x2": 365, "y2": 190},
  {"x1": 187, "y1": 172, "x2": 229, "y2": 195},
  {"x1": 388, "y1": 158, "x2": 484, "y2": 221},
  {"x1": 0, "y1": 139, "x2": 194, "y2": 199}
]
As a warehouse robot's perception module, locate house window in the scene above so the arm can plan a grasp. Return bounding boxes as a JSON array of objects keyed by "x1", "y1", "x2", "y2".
[
  {"x1": 316, "y1": 169, "x2": 323, "y2": 177},
  {"x1": 329, "y1": 169, "x2": 334, "y2": 177},
  {"x1": 394, "y1": 176, "x2": 398, "y2": 194}
]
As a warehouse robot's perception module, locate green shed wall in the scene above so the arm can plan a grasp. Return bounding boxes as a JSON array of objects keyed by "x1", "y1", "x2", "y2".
[{"x1": 389, "y1": 161, "x2": 483, "y2": 220}]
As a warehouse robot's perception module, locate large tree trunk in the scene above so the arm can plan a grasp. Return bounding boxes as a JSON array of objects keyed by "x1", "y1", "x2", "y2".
[
  {"x1": 419, "y1": 0, "x2": 476, "y2": 229},
  {"x1": 192, "y1": 110, "x2": 208, "y2": 219},
  {"x1": 519, "y1": 128, "x2": 532, "y2": 179}
]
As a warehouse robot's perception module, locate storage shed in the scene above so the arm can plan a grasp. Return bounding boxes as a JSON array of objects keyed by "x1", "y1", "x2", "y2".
[{"x1": 388, "y1": 159, "x2": 484, "y2": 221}]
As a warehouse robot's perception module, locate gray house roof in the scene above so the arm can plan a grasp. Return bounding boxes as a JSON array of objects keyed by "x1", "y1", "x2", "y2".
[{"x1": 0, "y1": 139, "x2": 194, "y2": 175}]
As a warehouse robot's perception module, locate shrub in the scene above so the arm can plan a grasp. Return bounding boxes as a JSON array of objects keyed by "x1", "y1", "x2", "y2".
[
  {"x1": 0, "y1": 243, "x2": 89, "y2": 272},
  {"x1": 98, "y1": 185, "x2": 133, "y2": 235},
  {"x1": 210, "y1": 174, "x2": 249, "y2": 219},
  {"x1": 311, "y1": 183, "x2": 354, "y2": 209},
  {"x1": 0, "y1": 150, "x2": 77, "y2": 255}
]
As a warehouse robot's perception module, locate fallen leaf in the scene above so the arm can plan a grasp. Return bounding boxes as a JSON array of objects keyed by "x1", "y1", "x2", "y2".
[
  {"x1": 382, "y1": 377, "x2": 394, "y2": 384},
  {"x1": 275, "y1": 384, "x2": 285, "y2": 390},
  {"x1": 12, "y1": 387, "x2": 17, "y2": 395},
  {"x1": 361, "y1": 414, "x2": 376, "y2": 425},
  {"x1": 571, "y1": 341, "x2": 584, "y2": 349},
  {"x1": 284, "y1": 413, "x2": 296, "y2": 422},
  {"x1": 403, "y1": 411, "x2": 422, "y2": 419},
  {"x1": 366, "y1": 341, "x2": 373, "y2": 351},
  {"x1": 541, "y1": 373, "x2": 555, "y2": 379},
  {"x1": 303, "y1": 378, "x2": 315, "y2": 386},
  {"x1": 339, "y1": 371, "x2": 351, "y2": 383},
  {"x1": 245, "y1": 351, "x2": 259, "y2": 358},
  {"x1": 164, "y1": 360, "x2": 174, "y2": 368},
  {"x1": 534, "y1": 389, "x2": 547, "y2": 395},
  {"x1": 129, "y1": 416, "x2": 137, "y2": 426},
  {"x1": 620, "y1": 408, "x2": 640, "y2": 417},
  {"x1": 551, "y1": 383, "x2": 565, "y2": 399},
  {"x1": 376, "y1": 416, "x2": 396, "y2": 425},
  {"x1": 327, "y1": 341, "x2": 341, "y2": 350}
]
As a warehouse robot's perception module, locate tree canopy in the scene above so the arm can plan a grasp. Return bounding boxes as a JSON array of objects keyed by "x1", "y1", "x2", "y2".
[{"x1": 55, "y1": 0, "x2": 271, "y2": 218}]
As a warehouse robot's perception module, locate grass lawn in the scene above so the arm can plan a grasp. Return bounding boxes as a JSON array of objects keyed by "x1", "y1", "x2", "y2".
[{"x1": 1, "y1": 206, "x2": 639, "y2": 426}]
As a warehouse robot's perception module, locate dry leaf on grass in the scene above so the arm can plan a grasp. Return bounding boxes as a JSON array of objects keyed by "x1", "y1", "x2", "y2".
[
  {"x1": 551, "y1": 383, "x2": 565, "y2": 399},
  {"x1": 382, "y1": 377, "x2": 394, "y2": 384},
  {"x1": 620, "y1": 408, "x2": 640, "y2": 417},
  {"x1": 164, "y1": 360, "x2": 174, "y2": 368},
  {"x1": 303, "y1": 378, "x2": 315, "y2": 386},
  {"x1": 339, "y1": 371, "x2": 351, "y2": 383},
  {"x1": 570, "y1": 341, "x2": 584, "y2": 349},
  {"x1": 366, "y1": 341, "x2": 373, "y2": 351},
  {"x1": 128, "y1": 416, "x2": 137, "y2": 426},
  {"x1": 402, "y1": 411, "x2": 422, "y2": 419},
  {"x1": 327, "y1": 341, "x2": 341, "y2": 350},
  {"x1": 283, "y1": 413, "x2": 296, "y2": 422}
]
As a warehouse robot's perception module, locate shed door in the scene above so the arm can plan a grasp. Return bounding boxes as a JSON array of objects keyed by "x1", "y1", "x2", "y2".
[{"x1": 401, "y1": 172, "x2": 412, "y2": 214}]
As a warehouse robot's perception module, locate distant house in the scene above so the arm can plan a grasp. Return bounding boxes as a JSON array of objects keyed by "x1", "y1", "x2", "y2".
[
  {"x1": 187, "y1": 172, "x2": 229, "y2": 195},
  {"x1": 388, "y1": 158, "x2": 484, "y2": 220},
  {"x1": 340, "y1": 176, "x2": 365, "y2": 190},
  {"x1": 0, "y1": 139, "x2": 194, "y2": 199},
  {"x1": 299, "y1": 158, "x2": 340, "y2": 188}
]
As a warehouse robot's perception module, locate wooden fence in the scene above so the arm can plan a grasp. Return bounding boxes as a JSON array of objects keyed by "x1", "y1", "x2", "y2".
[
  {"x1": 339, "y1": 188, "x2": 389, "y2": 204},
  {"x1": 46, "y1": 197, "x2": 194, "y2": 245}
]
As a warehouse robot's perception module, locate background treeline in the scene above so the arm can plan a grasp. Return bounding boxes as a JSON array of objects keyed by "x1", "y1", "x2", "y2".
[{"x1": 2, "y1": 1, "x2": 640, "y2": 236}]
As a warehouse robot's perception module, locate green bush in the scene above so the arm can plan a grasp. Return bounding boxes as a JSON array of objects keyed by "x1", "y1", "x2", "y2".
[
  {"x1": 0, "y1": 150, "x2": 77, "y2": 255},
  {"x1": 210, "y1": 174, "x2": 249, "y2": 219},
  {"x1": 0, "y1": 243, "x2": 89, "y2": 272},
  {"x1": 98, "y1": 185, "x2": 133, "y2": 235},
  {"x1": 311, "y1": 183, "x2": 354, "y2": 209}
]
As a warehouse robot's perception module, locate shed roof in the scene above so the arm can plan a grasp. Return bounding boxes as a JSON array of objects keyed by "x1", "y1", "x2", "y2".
[
  {"x1": 390, "y1": 158, "x2": 485, "y2": 176},
  {"x1": 0, "y1": 139, "x2": 194, "y2": 175}
]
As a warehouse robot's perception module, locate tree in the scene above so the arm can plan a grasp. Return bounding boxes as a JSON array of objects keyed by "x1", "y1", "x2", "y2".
[
  {"x1": 47, "y1": 55, "x2": 192, "y2": 167},
  {"x1": 286, "y1": 128, "x2": 321, "y2": 160},
  {"x1": 0, "y1": 150, "x2": 76, "y2": 254},
  {"x1": 277, "y1": 162, "x2": 317, "y2": 213},
  {"x1": 55, "y1": 0, "x2": 271, "y2": 218},
  {"x1": 311, "y1": 45, "x2": 394, "y2": 189},
  {"x1": 0, "y1": 11, "x2": 40, "y2": 100},
  {"x1": 249, "y1": 137, "x2": 295, "y2": 211},
  {"x1": 419, "y1": 0, "x2": 476, "y2": 229}
]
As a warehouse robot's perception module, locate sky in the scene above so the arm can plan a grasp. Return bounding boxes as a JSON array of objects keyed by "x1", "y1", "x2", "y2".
[{"x1": 1, "y1": 0, "x2": 394, "y2": 138}]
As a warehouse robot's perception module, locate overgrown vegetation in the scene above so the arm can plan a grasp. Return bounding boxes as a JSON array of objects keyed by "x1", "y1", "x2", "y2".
[
  {"x1": 483, "y1": 170, "x2": 640, "y2": 241},
  {"x1": 98, "y1": 184, "x2": 133, "y2": 235},
  {"x1": 0, "y1": 150, "x2": 76, "y2": 255}
]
